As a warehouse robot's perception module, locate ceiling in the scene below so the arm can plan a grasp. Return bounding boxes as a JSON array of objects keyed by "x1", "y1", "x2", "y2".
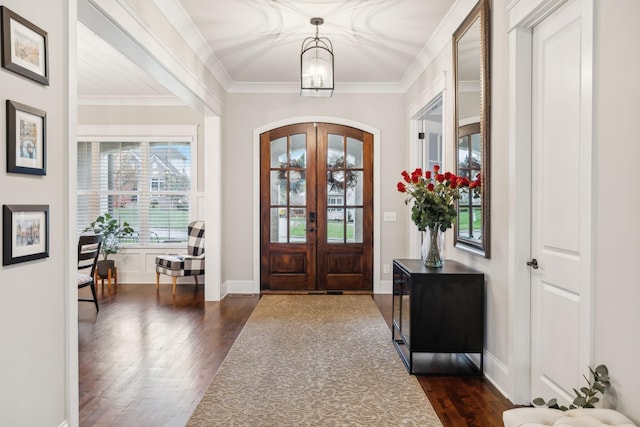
[{"x1": 77, "y1": 0, "x2": 458, "y2": 101}]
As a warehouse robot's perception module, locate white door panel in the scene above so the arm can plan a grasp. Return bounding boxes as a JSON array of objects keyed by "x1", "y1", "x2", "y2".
[{"x1": 530, "y1": 0, "x2": 593, "y2": 403}]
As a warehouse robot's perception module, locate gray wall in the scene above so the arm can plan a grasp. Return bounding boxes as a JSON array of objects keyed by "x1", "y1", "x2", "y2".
[
  {"x1": 0, "y1": 0, "x2": 70, "y2": 425},
  {"x1": 220, "y1": 93, "x2": 408, "y2": 285}
]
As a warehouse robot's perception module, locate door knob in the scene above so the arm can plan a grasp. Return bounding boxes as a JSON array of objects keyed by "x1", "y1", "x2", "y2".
[{"x1": 527, "y1": 258, "x2": 539, "y2": 269}]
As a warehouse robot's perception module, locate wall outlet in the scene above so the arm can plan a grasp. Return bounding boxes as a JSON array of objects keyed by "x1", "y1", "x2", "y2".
[{"x1": 383, "y1": 264, "x2": 390, "y2": 274}]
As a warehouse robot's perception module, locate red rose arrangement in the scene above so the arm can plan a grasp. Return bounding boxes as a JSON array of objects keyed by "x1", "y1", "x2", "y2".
[{"x1": 397, "y1": 165, "x2": 481, "y2": 232}]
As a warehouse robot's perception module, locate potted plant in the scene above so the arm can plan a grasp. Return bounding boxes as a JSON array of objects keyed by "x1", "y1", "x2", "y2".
[{"x1": 85, "y1": 213, "x2": 135, "y2": 278}]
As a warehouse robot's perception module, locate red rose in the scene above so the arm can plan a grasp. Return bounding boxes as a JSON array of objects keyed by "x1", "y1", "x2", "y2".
[
  {"x1": 425, "y1": 171, "x2": 431, "y2": 179},
  {"x1": 397, "y1": 182, "x2": 407, "y2": 193},
  {"x1": 450, "y1": 180, "x2": 458, "y2": 189},
  {"x1": 433, "y1": 165, "x2": 440, "y2": 172},
  {"x1": 444, "y1": 171, "x2": 452, "y2": 180},
  {"x1": 469, "y1": 181, "x2": 478, "y2": 189},
  {"x1": 411, "y1": 173, "x2": 420, "y2": 184},
  {"x1": 401, "y1": 170, "x2": 411, "y2": 183},
  {"x1": 436, "y1": 174, "x2": 445, "y2": 183},
  {"x1": 459, "y1": 177, "x2": 470, "y2": 187},
  {"x1": 414, "y1": 167, "x2": 423, "y2": 177},
  {"x1": 427, "y1": 183, "x2": 435, "y2": 191}
]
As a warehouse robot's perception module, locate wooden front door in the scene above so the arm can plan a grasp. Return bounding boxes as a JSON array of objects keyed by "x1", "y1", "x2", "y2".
[{"x1": 260, "y1": 123, "x2": 373, "y2": 292}]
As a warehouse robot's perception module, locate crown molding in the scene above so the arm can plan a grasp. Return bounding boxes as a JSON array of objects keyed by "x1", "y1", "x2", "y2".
[
  {"x1": 78, "y1": 95, "x2": 183, "y2": 106},
  {"x1": 227, "y1": 81, "x2": 406, "y2": 94},
  {"x1": 80, "y1": 0, "x2": 223, "y2": 114},
  {"x1": 151, "y1": 0, "x2": 233, "y2": 90},
  {"x1": 400, "y1": 0, "x2": 478, "y2": 91}
]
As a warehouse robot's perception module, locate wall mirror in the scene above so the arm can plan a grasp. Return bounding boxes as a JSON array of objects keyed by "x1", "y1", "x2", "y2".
[{"x1": 453, "y1": 0, "x2": 490, "y2": 257}]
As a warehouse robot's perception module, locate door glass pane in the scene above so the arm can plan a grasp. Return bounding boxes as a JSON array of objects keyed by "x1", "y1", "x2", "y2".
[
  {"x1": 270, "y1": 171, "x2": 287, "y2": 205},
  {"x1": 270, "y1": 137, "x2": 287, "y2": 168},
  {"x1": 327, "y1": 208, "x2": 344, "y2": 242},
  {"x1": 346, "y1": 137, "x2": 363, "y2": 168},
  {"x1": 327, "y1": 134, "x2": 343, "y2": 168},
  {"x1": 290, "y1": 134, "x2": 306, "y2": 168},
  {"x1": 471, "y1": 132, "x2": 482, "y2": 168},
  {"x1": 289, "y1": 208, "x2": 306, "y2": 243},
  {"x1": 270, "y1": 207, "x2": 287, "y2": 243},
  {"x1": 327, "y1": 170, "x2": 345, "y2": 204},
  {"x1": 458, "y1": 207, "x2": 471, "y2": 238},
  {"x1": 346, "y1": 208, "x2": 363, "y2": 243},
  {"x1": 472, "y1": 207, "x2": 483, "y2": 240},
  {"x1": 346, "y1": 171, "x2": 363, "y2": 205},
  {"x1": 289, "y1": 170, "x2": 306, "y2": 206},
  {"x1": 459, "y1": 135, "x2": 469, "y2": 168}
]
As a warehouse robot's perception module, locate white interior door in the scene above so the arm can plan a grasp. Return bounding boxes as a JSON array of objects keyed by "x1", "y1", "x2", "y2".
[{"x1": 530, "y1": 0, "x2": 593, "y2": 403}]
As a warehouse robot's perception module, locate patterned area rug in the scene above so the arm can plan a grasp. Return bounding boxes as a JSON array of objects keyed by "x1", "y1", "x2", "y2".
[{"x1": 188, "y1": 294, "x2": 442, "y2": 426}]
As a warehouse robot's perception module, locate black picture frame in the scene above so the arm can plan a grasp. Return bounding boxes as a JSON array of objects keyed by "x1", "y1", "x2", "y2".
[
  {"x1": 6, "y1": 100, "x2": 46, "y2": 175},
  {"x1": 3, "y1": 204, "x2": 50, "y2": 265},
  {"x1": 1, "y1": 6, "x2": 49, "y2": 85}
]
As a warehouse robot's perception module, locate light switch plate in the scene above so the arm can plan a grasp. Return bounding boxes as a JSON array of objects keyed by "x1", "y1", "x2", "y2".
[{"x1": 383, "y1": 212, "x2": 396, "y2": 222}]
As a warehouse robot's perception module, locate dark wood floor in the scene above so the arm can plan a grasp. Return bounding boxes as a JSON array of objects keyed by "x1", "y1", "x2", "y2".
[{"x1": 79, "y1": 284, "x2": 516, "y2": 426}]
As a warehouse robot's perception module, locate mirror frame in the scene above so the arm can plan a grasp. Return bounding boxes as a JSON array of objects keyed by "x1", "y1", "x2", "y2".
[{"x1": 453, "y1": 0, "x2": 490, "y2": 257}]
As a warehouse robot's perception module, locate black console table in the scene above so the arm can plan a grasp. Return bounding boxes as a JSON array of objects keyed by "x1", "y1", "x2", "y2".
[{"x1": 392, "y1": 259, "x2": 484, "y2": 375}]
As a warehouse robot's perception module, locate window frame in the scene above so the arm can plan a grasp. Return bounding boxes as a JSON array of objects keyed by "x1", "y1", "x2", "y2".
[{"x1": 77, "y1": 124, "x2": 198, "y2": 249}]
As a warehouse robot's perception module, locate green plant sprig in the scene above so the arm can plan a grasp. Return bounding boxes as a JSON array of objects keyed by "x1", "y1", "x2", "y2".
[
  {"x1": 85, "y1": 213, "x2": 135, "y2": 261},
  {"x1": 532, "y1": 364, "x2": 610, "y2": 411}
]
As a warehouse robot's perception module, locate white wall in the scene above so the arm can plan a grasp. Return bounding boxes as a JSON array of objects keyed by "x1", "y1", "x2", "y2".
[
  {"x1": 221, "y1": 93, "x2": 408, "y2": 291},
  {"x1": 406, "y1": 0, "x2": 640, "y2": 421},
  {"x1": 404, "y1": 3, "x2": 511, "y2": 393},
  {"x1": 0, "y1": 1, "x2": 71, "y2": 425},
  {"x1": 593, "y1": 0, "x2": 640, "y2": 421}
]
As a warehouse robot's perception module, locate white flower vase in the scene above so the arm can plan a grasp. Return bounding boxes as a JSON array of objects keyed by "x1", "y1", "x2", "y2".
[{"x1": 421, "y1": 226, "x2": 445, "y2": 268}]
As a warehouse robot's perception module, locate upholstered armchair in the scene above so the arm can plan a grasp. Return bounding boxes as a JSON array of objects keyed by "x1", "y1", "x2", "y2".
[{"x1": 155, "y1": 221, "x2": 205, "y2": 295}]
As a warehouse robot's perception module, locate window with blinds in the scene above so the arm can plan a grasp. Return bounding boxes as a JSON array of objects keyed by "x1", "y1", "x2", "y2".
[{"x1": 77, "y1": 139, "x2": 192, "y2": 245}]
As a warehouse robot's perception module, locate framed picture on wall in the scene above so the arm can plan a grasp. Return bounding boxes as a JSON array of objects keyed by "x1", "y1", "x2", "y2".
[
  {"x1": 6, "y1": 100, "x2": 46, "y2": 175},
  {"x1": 1, "y1": 6, "x2": 49, "y2": 85},
  {"x1": 3, "y1": 204, "x2": 50, "y2": 265}
]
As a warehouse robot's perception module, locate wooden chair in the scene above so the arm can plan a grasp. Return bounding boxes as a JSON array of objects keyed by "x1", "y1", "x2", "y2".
[
  {"x1": 155, "y1": 221, "x2": 205, "y2": 295},
  {"x1": 78, "y1": 234, "x2": 103, "y2": 312}
]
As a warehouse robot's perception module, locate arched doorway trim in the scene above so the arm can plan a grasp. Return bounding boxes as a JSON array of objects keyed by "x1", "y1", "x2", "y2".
[{"x1": 251, "y1": 116, "x2": 381, "y2": 294}]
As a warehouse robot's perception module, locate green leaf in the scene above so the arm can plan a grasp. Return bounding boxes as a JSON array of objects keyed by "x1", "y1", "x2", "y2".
[{"x1": 573, "y1": 396, "x2": 587, "y2": 407}]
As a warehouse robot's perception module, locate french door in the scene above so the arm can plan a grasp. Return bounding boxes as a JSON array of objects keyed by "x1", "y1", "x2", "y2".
[{"x1": 260, "y1": 123, "x2": 373, "y2": 291}]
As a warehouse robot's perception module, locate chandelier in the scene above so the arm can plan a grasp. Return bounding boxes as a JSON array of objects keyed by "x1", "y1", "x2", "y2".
[{"x1": 300, "y1": 17, "x2": 334, "y2": 97}]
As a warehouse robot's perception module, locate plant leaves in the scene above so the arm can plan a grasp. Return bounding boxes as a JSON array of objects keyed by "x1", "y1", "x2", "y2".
[{"x1": 573, "y1": 396, "x2": 587, "y2": 406}]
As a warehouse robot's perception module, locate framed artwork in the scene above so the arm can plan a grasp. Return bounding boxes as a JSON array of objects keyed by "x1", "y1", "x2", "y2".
[
  {"x1": 3, "y1": 204, "x2": 50, "y2": 265},
  {"x1": 6, "y1": 100, "x2": 46, "y2": 175},
  {"x1": 1, "y1": 6, "x2": 49, "y2": 85}
]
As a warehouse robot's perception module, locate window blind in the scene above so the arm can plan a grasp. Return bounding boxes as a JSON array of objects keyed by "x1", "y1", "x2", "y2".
[{"x1": 77, "y1": 139, "x2": 192, "y2": 245}]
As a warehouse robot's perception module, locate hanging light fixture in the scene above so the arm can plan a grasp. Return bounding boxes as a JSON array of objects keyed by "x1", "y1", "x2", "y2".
[{"x1": 300, "y1": 17, "x2": 334, "y2": 97}]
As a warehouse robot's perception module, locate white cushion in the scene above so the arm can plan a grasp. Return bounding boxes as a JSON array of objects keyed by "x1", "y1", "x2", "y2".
[
  {"x1": 77, "y1": 273, "x2": 93, "y2": 286},
  {"x1": 503, "y1": 408, "x2": 637, "y2": 427}
]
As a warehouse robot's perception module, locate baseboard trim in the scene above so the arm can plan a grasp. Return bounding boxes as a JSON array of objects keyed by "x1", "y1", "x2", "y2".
[{"x1": 483, "y1": 350, "x2": 511, "y2": 401}]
